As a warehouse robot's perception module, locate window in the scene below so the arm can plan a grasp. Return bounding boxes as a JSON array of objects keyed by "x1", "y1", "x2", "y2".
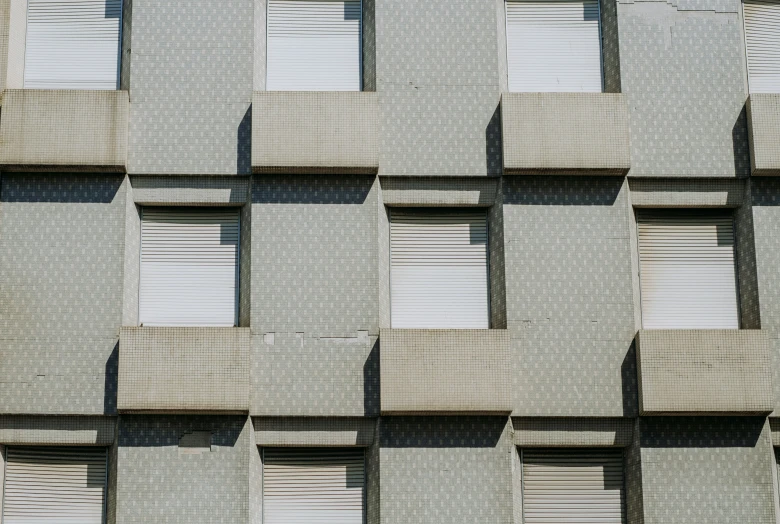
[
  {"x1": 266, "y1": 0, "x2": 362, "y2": 91},
  {"x1": 24, "y1": 0, "x2": 122, "y2": 89},
  {"x1": 389, "y1": 209, "x2": 490, "y2": 329},
  {"x1": 262, "y1": 448, "x2": 365, "y2": 524},
  {"x1": 139, "y1": 208, "x2": 240, "y2": 327},
  {"x1": 2, "y1": 447, "x2": 108, "y2": 524},
  {"x1": 521, "y1": 448, "x2": 626, "y2": 524},
  {"x1": 743, "y1": 0, "x2": 780, "y2": 93},
  {"x1": 637, "y1": 210, "x2": 739, "y2": 329},
  {"x1": 505, "y1": 0, "x2": 603, "y2": 92}
]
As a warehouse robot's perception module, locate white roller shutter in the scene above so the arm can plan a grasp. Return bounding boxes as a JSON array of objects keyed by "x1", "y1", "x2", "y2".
[
  {"x1": 140, "y1": 208, "x2": 240, "y2": 327},
  {"x1": 522, "y1": 449, "x2": 626, "y2": 524},
  {"x1": 390, "y1": 209, "x2": 489, "y2": 329},
  {"x1": 263, "y1": 448, "x2": 365, "y2": 524},
  {"x1": 24, "y1": 0, "x2": 122, "y2": 89},
  {"x1": 267, "y1": 0, "x2": 362, "y2": 91},
  {"x1": 638, "y1": 211, "x2": 739, "y2": 329},
  {"x1": 744, "y1": 0, "x2": 780, "y2": 93},
  {"x1": 2, "y1": 447, "x2": 107, "y2": 524},
  {"x1": 506, "y1": 0, "x2": 603, "y2": 92}
]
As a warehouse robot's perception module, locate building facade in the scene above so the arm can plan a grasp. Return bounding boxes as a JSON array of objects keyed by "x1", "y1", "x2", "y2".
[{"x1": 0, "y1": 0, "x2": 779, "y2": 522}]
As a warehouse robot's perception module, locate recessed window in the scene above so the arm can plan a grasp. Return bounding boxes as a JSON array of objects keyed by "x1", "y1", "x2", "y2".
[
  {"x1": 24, "y1": 0, "x2": 122, "y2": 89},
  {"x1": 743, "y1": 0, "x2": 780, "y2": 93},
  {"x1": 139, "y1": 208, "x2": 240, "y2": 327},
  {"x1": 2, "y1": 447, "x2": 108, "y2": 524},
  {"x1": 267, "y1": 0, "x2": 362, "y2": 91},
  {"x1": 390, "y1": 209, "x2": 489, "y2": 329},
  {"x1": 521, "y1": 448, "x2": 626, "y2": 524},
  {"x1": 637, "y1": 210, "x2": 739, "y2": 329},
  {"x1": 505, "y1": 0, "x2": 603, "y2": 92},
  {"x1": 262, "y1": 448, "x2": 365, "y2": 524}
]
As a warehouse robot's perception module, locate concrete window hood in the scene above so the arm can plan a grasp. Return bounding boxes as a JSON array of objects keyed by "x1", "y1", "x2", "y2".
[
  {"x1": 0, "y1": 89, "x2": 129, "y2": 172},
  {"x1": 747, "y1": 94, "x2": 780, "y2": 176},
  {"x1": 500, "y1": 92, "x2": 630, "y2": 176}
]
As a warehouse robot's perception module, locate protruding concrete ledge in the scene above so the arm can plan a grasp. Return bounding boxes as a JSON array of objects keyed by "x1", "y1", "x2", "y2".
[
  {"x1": 636, "y1": 330, "x2": 773, "y2": 416},
  {"x1": 380, "y1": 176, "x2": 498, "y2": 207},
  {"x1": 380, "y1": 328, "x2": 511, "y2": 414},
  {"x1": 512, "y1": 417, "x2": 634, "y2": 447},
  {"x1": 747, "y1": 94, "x2": 780, "y2": 176},
  {"x1": 253, "y1": 417, "x2": 376, "y2": 447},
  {"x1": 0, "y1": 89, "x2": 129, "y2": 172},
  {"x1": 0, "y1": 416, "x2": 115, "y2": 445},
  {"x1": 118, "y1": 327, "x2": 250, "y2": 413},
  {"x1": 252, "y1": 91, "x2": 378, "y2": 174},
  {"x1": 501, "y1": 92, "x2": 630, "y2": 175},
  {"x1": 130, "y1": 176, "x2": 249, "y2": 206}
]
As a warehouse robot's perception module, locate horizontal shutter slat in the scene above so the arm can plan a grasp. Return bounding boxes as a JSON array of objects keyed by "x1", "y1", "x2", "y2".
[
  {"x1": 390, "y1": 209, "x2": 489, "y2": 329},
  {"x1": 637, "y1": 211, "x2": 739, "y2": 329},
  {"x1": 506, "y1": 0, "x2": 603, "y2": 92},
  {"x1": 267, "y1": 0, "x2": 362, "y2": 91},
  {"x1": 140, "y1": 208, "x2": 240, "y2": 327},
  {"x1": 24, "y1": 0, "x2": 122, "y2": 89},
  {"x1": 3, "y1": 447, "x2": 107, "y2": 524},
  {"x1": 744, "y1": 0, "x2": 780, "y2": 93}
]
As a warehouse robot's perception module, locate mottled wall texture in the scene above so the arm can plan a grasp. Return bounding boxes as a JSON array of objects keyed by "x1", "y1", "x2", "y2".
[{"x1": 0, "y1": 175, "x2": 125, "y2": 415}]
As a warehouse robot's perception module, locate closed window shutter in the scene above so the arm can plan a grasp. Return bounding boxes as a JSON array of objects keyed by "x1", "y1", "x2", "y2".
[
  {"x1": 390, "y1": 209, "x2": 489, "y2": 329},
  {"x1": 267, "y1": 0, "x2": 362, "y2": 91},
  {"x1": 140, "y1": 208, "x2": 240, "y2": 327},
  {"x1": 2, "y1": 447, "x2": 107, "y2": 524},
  {"x1": 637, "y1": 211, "x2": 739, "y2": 329},
  {"x1": 506, "y1": 0, "x2": 603, "y2": 92},
  {"x1": 263, "y1": 448, "x2": 365, "y2": 524},
  {"x1": 744, "y1": 0, "x2": 780, "y2": 93},
  {"x1": 24, "y1": 0, "x2": 122, "y2": 89},
  {"x1": 522, "y1": 449, "x2": 626, "y2": 524}
]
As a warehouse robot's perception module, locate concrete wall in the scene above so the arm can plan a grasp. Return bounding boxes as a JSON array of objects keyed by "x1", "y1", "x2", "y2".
[
  {"x1": 502, "y1": 176, "x2": 637, "y2": 417},
  {"x1": 115, "y1": 415, "x2": 250, "y2": 524},
  {"x1": 747, "y1": 94, "x2": 780, "y2": 176},
  {"x1": 125, "y1": 0, "x2": 253, "y2": 175},
  {"x1": 0, "y1": 174, "x2": 125, "y2": 415},
  {"x1": 379, "y1": 417, "x2": 514, "y2": 524},
  {"x1": 249, "y1": 175, "x2": 379, "y2": 416}
]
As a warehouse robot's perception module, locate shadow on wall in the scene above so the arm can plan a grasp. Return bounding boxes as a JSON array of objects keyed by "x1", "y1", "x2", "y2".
[
  {"x1": 1, "y1": 174, "x2": 123, "y2": 203},
  {"x1": 640, "y1": 417, "x2": 765, "y2": 448},
  {"x1": 732, "y1": 104, "x2": 751, "y2": 177},
  {"x1": 751, "y1": 178, "x2": 780, "y2": 206},
  {"x1": 503, "y1": 176, "x2": 623, "y2": 206},
  {"x1": 485, "y1": 104, "x2": 503, "y2": 177},
  {"x1": 621, "y1": 342, "x2": 639, "y2": 418},
  {"x1": 237, "y1": 106, "x2": 252, "y2": 175},
  {"x1": 363, "y1": 339, "x2": 380, "y2": 417},
  {"x1": 251, "y1": 174, "x2": 373, "y2": 204},
  {"x1": 380, "y1": 416, "x2": 506, "y2": 448},
  {"x1": 117, "y1": 416, "x2": 245, "y2": 447},
  {"x1": 103, "y1": 342, "x2": 118, "y2": 415}
]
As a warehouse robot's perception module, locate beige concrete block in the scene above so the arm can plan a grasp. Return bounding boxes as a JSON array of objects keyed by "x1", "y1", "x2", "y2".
[
  {"x1": 501, "y1": 92, "x2": 630, "y2": 175},
  {"x1": 636, "y1": 329, "x2": 773, "y2": 415},
  {"x1": 118, "y1": 327, "x2": 250, "y2": 413},
  {"x1": 380, "y1": 328, "x2": 511, "y2": 414},
  {"x1": 0, "y1": 89, "x2": 129, "y2": 171},
  {"x1": 252, "y1": 91, "x2": 378, "y2": 174}
]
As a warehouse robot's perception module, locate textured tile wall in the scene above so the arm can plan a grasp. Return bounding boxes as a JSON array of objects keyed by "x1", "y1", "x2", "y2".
[
  {"x1": 376, "y1": 0, "x2": 502, "y2": 177},
  {"x1": 115, "y1": 415, "x2": 250, "y2": 524},
  {"x1": 638, "y1": 417, "x2": 775, "y2": 524},
  {"x1": 0, "y1": 175, "x2": 125, "y2": 415},
  {"x1": 618, "y1": 0, "x2": 751, "y2": 177},
  {"x1": 379, "y1": 417, "x2": 514, "y2": 524},
  {"x1": 250, "y1": 175, "x2": 379, "y2": 416},
  {"x1": 126, "y1": 0, "x2": 253, "y2": 175},
  {"x1": 0, "y1": 415, "x2": 115, "y2": 445},
  {"x1": 503, "y1": 177, "x2": 637, "y2": 416}
]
